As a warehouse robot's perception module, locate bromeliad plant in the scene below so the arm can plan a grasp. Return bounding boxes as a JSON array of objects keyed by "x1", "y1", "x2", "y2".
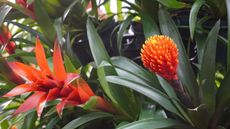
[
  {"x1": 2, "y1": 38, "x2": 114, "y2": 117},
  {"x1": 1, "y1": 0, "x2": 230, "y2": 129}
]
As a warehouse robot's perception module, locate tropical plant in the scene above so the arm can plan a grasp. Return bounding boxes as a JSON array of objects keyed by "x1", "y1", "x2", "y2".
[{"x1": 0, "y1": 0, "x2": 230, "y2": 129}]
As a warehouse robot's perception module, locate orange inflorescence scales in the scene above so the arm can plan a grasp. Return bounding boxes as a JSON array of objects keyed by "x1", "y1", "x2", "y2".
[{"x1": 141, "y1": 35, "x2": 179, "y2": 80}]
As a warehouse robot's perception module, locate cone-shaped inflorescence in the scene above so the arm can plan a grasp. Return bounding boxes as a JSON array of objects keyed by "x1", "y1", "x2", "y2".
[{"x1": 141, "y1": 35, "x2": 193, "y2": 107}]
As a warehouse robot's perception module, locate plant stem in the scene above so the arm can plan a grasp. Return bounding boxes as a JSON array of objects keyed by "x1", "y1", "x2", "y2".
[{"x1": 169, "y1": 79, "x2": 194, "y2": 108}]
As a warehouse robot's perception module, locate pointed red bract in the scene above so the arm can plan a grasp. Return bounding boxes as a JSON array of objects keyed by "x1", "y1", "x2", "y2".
[
  {"x1": 36, "y1": 93, "x2": 47, "y2": 117},
  {"x1": 65, "y1": 73, "x2": 80, "y2": 86},
  {"x1": 35, "y1": 38, "x2": 52, "y2": 75},
  {"x1": 15, "y1": 0, "x2": 35, "y2": 19},
  {"x1": 0, "y1": 25, "x2": 16, "y2": 54},
  {"x1": 14, "y1": 92, "x2": 46, "y2": 116},
  {"x1": 46, "y1": 88, "x2": 60, "y2": 101},
  {"x1": 3, "y1": 84, "x2": 33, "y2": 97},
  {"x1": 78, "y1": 79, "x2": 94, "y2": 97},
  {"x1": 56, "y1": 99, "x2": 66, "y2": 117},
  {"x1": 9, "y1": 62, "x2": 41, "y2": 81},
  {"x1": 53, "y1": 41, "x2": 67, "y2": 81}
]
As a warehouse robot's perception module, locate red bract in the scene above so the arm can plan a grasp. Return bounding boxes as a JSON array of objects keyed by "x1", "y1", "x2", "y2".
[
  {"x1": 15, "y1": 0, "x2": 35, "y2": 19},
  {"x1": 3, "y1": 38, "x2": 112, "y2": 117},
  {"x1": 16, "y1": 0, "x2": 34, "y2": 12},
  {"x1": 0, "y1": 25, "x2": 15, "y2": 54}
]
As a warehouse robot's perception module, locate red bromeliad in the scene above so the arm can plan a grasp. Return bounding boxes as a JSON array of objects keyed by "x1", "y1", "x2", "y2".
[
  {"x1": 3, "y1": 38, "x2": 114, "y2": 117},
  {"x1": 0, "y1": 25, "x2": 15, "y2": 54}
]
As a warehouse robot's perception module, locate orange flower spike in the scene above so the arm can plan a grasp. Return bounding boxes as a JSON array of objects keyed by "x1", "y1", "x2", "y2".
[{"x1": 141, "y1": 35, "x2": 179, "y2": 80}]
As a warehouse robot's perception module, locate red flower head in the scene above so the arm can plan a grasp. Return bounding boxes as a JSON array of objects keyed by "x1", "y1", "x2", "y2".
[
  {"x1": 141, "y1": 35, "x2": 179, "y2": 80},
  {"x1": 15, "y1": 0, "x2": 35, "y2": 19},
  {"x1": 3, "y1": 38, "x2": 113, "y2": 117},
  {"x1": 16, "y1": 0, "x2": 34, "y2": 12},
  {"x1": 0, "y1": 25, "x2": 15, "y2": 54}
]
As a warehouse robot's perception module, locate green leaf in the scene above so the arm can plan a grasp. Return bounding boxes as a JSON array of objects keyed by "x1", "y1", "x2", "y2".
[
  {"x1": 188, "y1": 104, "x2": 211, "y2": 129},
  {"x1": 86, "y1": 18, "x2": 110, "y2": 66},
  {"x1": 117, "y1": 14, "x2": 135, "y2": 55},
  {"x1": 34, "y1": 0, "x2": 56, "y2": 44},
  {"x1": 157, "y1": 76, "x2": 192, "y2": 124},
  {"x1": 199, "y1": 20, "x2": 220, "y2": 112},
  {"x1": 139, "y1": 103, "x2": 167, "y2": 120},
  {"x1": 62, "y1": 0, "x2": 80, "y2": 21},
  {"x1": 189, "y1": 0, "x2": 205, "y2": 39},
  {"x1": 140, "y1": 0, "x2": 159, "y2": 22},
  {"x1": 11, "y1": 38, "x2": 35, "y2": 45},
  {"x1": 111, "y1": 56, "x2": 161, "y2": 89},
  {"x1": 122, "y1": 0, "x2": 141, "y2": 12},
  {"x1": 87, "y1": 18, "x2": 139, "y2": 120},
  {"x1": 227, "y1": 0, "x2": 230, "y2": 71},
  {"x1": 62, "y1": 112, "x2": 113, "y2": 129},
  {"x1": 106, "y1": 76, "x2": 182, "y2": 118},
  {"x1": 65, "y1": 33, "x2": 81, "y2": 68},
  {"x1": 64, "y1": 54, "x2": 77, "y2": 73},
  {"x1": 6, "y1": 21, "x2": 48, "y2": 45},
  {"x1": 158, "y1": 7, "x2": 199, "y2": 105},
  {"x1": 104, "y1": 0, "x2": 111, "y2": 14},
  {"x1": 117, "y1": 0, "x2": 123, "y2": 20},
  {"x1": 81, "y1": 96, "x2": 98, "y2": 110},
  {"x1": 54, "y1": 18, "x2": 81, "y2": 68},
  {"x1": 195, "y1": 30, "x2": 208, "y2": 64},
  {"x1": 206, "y1": 0, "x2": 226, "y2": 17},
  {"x1": 0, "y1": 4, "x2": 11, "y2": 26},
  {"x1": 156, "y1": 0, "x2": 188, "y2": 9},
  {"x1": 46, "y1": 117, "x2": 59, "y2": 129},
  {"x1": 140, "y1": 12, "x2": 160, "y2": 38},
  {"x1": 22, "y1": 111, "x2": 37, "y2": 129},
  {"x1": 0, "y1": 120, "x2": 9, "y2": 129},
  {"x1": 97, "y1": 65, "x2": 139, "y2": 120},
  {"x1": 117, "y1": 118, "x2": 192, "y2": 129}
]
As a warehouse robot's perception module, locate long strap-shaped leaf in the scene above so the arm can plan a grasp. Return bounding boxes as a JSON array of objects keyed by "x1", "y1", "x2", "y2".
[
  {"x1": 87, "y1": 18, "x2": 139, "y2": 120},
  {"x1": 106, "y1": 75, "x2": 182, "y2": 118},
  {"x1": 111, "y1": 56, "x2": 192, "y2": 123},
  {"x1": 158, "y1": 7, "x2": 199, "y2": 105},
  {"x1": 34, "y1": 0, "x2": 56, "y2": 45},
  {"x1": 200, "y1": 20, "x2": 220, "y2": 113},
  {"x1": 156, "y1": 0, "x2": 187, "y2": 9},
  {"x1": 117, "y1": 14, "x2": 135, "y2": 55},
  {"x1": 0, "y1": 4, "x2": 11, "y2": 26},
  {"x1": 62, "y1": 112, "x2": 113, "y2": 129},
  {"x1": 140, "y1": 12, "x2": 160, "y2": 38},
  {"x1": 116, "y1": 117, "x2": 194, "y2": 129},
  {"x1": 189, "y1": 0, "x2": 205, "y2": 39}
]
